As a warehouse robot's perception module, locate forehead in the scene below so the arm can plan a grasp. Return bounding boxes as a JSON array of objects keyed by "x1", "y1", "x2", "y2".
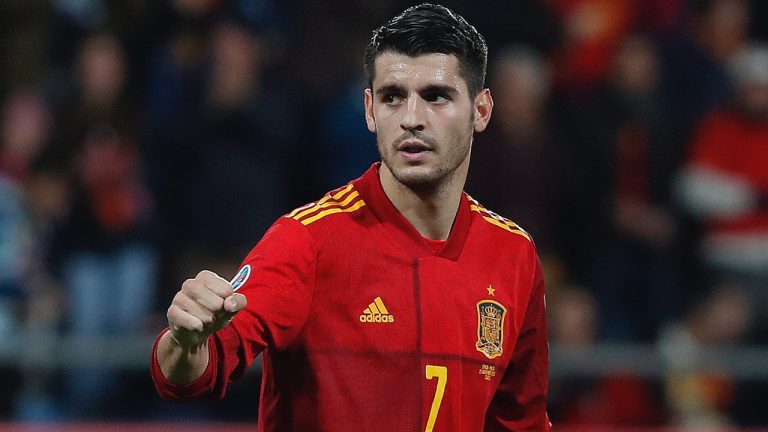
[{"x1": 372, "y1": 51, "x2": 467, "y2": 91}]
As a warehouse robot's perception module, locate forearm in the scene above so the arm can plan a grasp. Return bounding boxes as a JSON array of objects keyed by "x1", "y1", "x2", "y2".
[{"x1": 156, "y1": 329, "x2": 211, "y2": 385}]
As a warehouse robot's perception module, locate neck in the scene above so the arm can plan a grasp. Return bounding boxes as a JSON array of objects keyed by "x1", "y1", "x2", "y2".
[{"x1": 378, "y1": 161, "x2": 468, "y2": 241}]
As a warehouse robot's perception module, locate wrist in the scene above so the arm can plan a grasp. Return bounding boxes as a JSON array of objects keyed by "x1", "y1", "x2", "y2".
[
  {"x1": 158, "y1": 330, "x2": 211, "y2": 384},
  {"x1": 167, "y1": 327, "x2": 209, "y2": 355}
]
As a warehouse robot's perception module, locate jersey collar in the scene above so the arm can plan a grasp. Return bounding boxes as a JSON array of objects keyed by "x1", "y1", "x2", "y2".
[{"x1": 353, "y1": 163, "x2": 471, "y2": 261}]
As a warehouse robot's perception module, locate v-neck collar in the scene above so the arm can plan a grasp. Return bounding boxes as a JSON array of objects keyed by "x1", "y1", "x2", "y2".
[{"x1": 353, "y1": 163, "x2": 470, "y2": 261}]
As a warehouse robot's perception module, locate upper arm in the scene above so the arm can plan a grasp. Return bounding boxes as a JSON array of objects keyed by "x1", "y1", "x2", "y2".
[{"x1": 214, "y1": 217, "x2": 318, "y2": 384}]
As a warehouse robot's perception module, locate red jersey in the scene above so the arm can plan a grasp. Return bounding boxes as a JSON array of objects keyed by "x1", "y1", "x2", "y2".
[{"x1": 151, "y1": 163, "x2": 551, "y2": 431}]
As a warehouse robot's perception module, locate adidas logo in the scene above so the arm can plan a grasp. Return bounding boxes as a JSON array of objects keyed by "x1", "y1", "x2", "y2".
[{"x1": 359, "y1": 296, "x2": 395, "y2": 323}]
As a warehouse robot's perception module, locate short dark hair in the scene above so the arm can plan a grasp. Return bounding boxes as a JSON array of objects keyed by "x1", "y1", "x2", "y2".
[{"x1": 364, "y1": 3, "x2": 488, "y2": 96}]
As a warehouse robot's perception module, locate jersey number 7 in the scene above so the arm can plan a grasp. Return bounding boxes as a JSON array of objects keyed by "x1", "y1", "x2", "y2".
[{"x1": 425, "y1": 364, "x2": 447, "y2": 431}]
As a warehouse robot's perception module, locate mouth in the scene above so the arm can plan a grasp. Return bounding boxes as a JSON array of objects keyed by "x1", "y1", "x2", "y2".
[{"x1": 398, "y1": 140, "x2": 432, "y2": 154}]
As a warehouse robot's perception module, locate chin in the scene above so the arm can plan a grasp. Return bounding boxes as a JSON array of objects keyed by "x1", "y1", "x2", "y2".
[{"x1": 391, "y1": 165, "x2": 446, "y2": 190}]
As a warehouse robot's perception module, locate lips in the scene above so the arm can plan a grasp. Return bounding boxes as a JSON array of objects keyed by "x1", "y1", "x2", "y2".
[
  {"x1": 396, "y1": 139, "x2": 433, "y2": 163},
  {"x1": 398, "y1": 140, "x2": 431, "y2": 153}
]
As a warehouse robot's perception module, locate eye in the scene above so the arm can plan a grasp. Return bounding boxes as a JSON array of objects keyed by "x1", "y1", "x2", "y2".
[
  {"x1": 424, "y1": 93, "x2": 450, "y2": 104},
  {"x1": 383, "y1": 94, "x2": 403, "y2": 105}
]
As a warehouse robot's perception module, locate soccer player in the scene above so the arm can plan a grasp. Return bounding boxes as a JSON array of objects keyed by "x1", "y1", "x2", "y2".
[{"x1": 151, "y1": 4, "x2": 551, "y2": 431}]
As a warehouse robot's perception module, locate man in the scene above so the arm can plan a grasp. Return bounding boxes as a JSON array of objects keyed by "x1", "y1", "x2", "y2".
[{"x1": 151, "y1": 4, "x2": 551, "y2": 431}]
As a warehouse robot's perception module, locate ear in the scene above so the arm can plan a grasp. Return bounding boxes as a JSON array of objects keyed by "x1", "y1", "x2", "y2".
[
  {"x1": 364, "y1": 88, "x2": 376, "y2": 133},
  {"x1": 473, "y1": 89, "x2": 493, "y2": 133}
]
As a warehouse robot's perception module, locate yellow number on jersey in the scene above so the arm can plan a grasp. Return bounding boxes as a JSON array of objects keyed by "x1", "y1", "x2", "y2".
[{"x1": 425, "y1": 364, "x2": 447, "y2": 432}]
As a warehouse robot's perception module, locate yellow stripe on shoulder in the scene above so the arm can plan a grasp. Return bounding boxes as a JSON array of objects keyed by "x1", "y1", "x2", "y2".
[
  {"x1": 466, "y1": 195, "x2": 532, "y2": 242},
  {"x1": 287, "y1": 183, "x2": 354, "y2": 218},
  {"x1": 300, "y1": 199, "x2": 366, "y2": 226},
  {"x1": 287, "y1": 183, "x2": 367, "y2": 226}
]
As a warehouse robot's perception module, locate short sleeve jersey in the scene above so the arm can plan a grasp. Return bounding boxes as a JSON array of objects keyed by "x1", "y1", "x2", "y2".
[{"x1": 152, "y1": 163, "x2": 551, "y2": 431}]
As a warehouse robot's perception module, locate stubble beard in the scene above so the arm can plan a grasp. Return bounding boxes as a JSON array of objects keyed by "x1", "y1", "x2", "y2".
[
  {"x1": 379, "y1": 117, "x2": 474, "y2": 195},
  {"x1": 379, "y1": 132, "x2": 472, "y2": 195}
]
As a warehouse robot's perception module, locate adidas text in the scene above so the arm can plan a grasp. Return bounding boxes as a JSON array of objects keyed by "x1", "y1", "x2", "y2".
[{"x1": 359, "y1": 313, "x2": 395, "y2": 323}]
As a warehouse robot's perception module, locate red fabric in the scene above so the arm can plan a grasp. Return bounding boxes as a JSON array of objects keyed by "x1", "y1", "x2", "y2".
[
  {"x1": 688, "y1": 110, "x2": 768, "y2": 233},
  {"x1": 423, "y1": 237, "x2": 447, "y2": 253},
  {"x1": 151, "y1": 163, "x2": 551, "y2": 431}
]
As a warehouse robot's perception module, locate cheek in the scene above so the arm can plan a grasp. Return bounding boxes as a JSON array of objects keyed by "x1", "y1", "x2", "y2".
[{"x1": 446, "y1": 110, "x2": 475, "y2": 141}]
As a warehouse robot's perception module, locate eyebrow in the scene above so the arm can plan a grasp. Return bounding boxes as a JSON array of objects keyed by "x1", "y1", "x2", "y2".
[
  {"x1": 374, "y1": 83, "x2": 459, "y2": 96},
  {"x1": 374, "y1": 84, "x2": 404, "y2": 96}
]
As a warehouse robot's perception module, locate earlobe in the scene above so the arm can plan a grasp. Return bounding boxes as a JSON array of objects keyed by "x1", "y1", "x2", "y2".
[
  {"x1": 473, "y1": 89, "x2": 493, "y2": 133},
  {"x1": 364, "y1": 89, "x2": 377, "y2": 133}
]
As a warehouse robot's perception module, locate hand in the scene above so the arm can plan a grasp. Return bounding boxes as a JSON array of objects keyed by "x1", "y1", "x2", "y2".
[{"x1": 166, "y1": 270, "x2": 247, "y2": 350}]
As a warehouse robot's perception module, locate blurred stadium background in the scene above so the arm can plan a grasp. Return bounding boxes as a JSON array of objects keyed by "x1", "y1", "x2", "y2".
[{"x1": 1, "y1": 0, "x2": 768, "y2": 430}]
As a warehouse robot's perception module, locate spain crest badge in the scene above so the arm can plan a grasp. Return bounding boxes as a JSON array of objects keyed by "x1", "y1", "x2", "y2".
[{"x1": 475, "y1": 300, "x2": 507, "y2": 359}]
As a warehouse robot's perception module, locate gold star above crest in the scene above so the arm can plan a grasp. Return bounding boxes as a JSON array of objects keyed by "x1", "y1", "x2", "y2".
[{"x1": 486, "y1": 285, "x2": 496, "y2": 296}]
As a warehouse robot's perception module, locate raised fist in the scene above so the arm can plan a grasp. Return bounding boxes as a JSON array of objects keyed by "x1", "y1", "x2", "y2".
[{"x1": 166, "y1": 270, "x2": 247, "y2": 349}]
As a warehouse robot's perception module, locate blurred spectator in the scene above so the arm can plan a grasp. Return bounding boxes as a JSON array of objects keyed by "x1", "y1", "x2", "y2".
[
  {"x1": 0, "y1": 177, "x2": 29, "y2": 336},
  {"x1": 0, "y1": 89, "x2": 67, "y2": 420},
  {"x1": 548, "y1": 0, "x2": 686, "y2": 97},
  {"x1": 660, "y1": 0, "x2": 750, "y2": 141},
  {"x1": 465, "y1": 46, "x2": 566, "y2": 262},
  {"x1": 548, "y1": 287, "x2": 667, "y2": 426},
  {"x1": 563, "y1": 34, "x2": 686, "y2": 341},
  {"x1": 659, "y1": 283, "x2": 754, "y2": 426},
  {"x1": 550, "y1": 0, "x2": 638, "y2": 94},
  {"x1": 0, "y1": 89, "x2": 52, "y2": 332},
  {"x1": 147, "y1": 18, "x2": 298, "y2": 282},
  {"x1": 0, "y1": 173, "x2": 27, "y2": 419},
  {"x1": 44, "y1": 32, "x2": 158, "y2": 417},
  {"x1": 313, "y1": 76, "x2": 378, "y2": 191},
  {"x1": 287, "y1": 1, "x2": 395, "y2": 198},
  {"x1": 1, "y1": 91, "x2": 52, "y2": 183},
  {"x1": 0, "y1": 90, "x2": 50, "y2": 343},
  {"x1": 290, "y1": 0, "x2": 394, "y2": 101},
  {"x1": 676, "y1": 43, "x2": 768, "y2": 296},
  {"x1": 549, "y1": 287, "x2": 599, "y2": 348}
]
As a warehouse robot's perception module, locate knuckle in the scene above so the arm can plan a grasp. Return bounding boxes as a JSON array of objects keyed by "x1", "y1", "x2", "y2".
[
  {"x1": 180, "y1": 278, "x2": 197, "y2": 292},
  {"x1": 199, "y1": 312, "x2": 215, "y2": 325},
  {"x1": 196, "y1": 269, "x2": 214, "y2": 280},
  {"x1": 166, "y1": 305, "x2": 177, "y2": 320},
  {"x1": 167, "y1": 306, "x2": 188, "y2": 327},
  {"x1": 219, "y1": 284, "x2": 234, "y2": 298},
  {"x1": 167, "y1": 303, "x2": 182, "y2": 317},
  {"x1": 192, "y1": 320, "x2": 205, "y2": 333},
  {"x1": 210, "y1": 297, "x2": 225, "y2": 311},
  {"x1": 172, "y1": 291, "x2": 186, "y2": 303}
]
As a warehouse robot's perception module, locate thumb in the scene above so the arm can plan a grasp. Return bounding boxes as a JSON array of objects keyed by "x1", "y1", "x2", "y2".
[{"x1": 223, "y1": 293, "x2": 247, "y2": 314}]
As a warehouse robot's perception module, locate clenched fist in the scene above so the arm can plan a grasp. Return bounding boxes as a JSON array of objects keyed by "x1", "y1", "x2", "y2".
[{"x1": 167, "y1": 270, "x2": 248, "y2": 350}]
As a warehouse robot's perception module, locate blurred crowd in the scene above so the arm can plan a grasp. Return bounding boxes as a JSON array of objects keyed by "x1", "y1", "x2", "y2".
[{"x1": 1, "y1": 0, "x2": 767, "y2": 427}]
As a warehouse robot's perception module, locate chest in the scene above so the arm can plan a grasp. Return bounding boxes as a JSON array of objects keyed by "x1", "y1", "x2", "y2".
[{"x1": 298, "y1": 225, "x2": 534, "y2": 369}]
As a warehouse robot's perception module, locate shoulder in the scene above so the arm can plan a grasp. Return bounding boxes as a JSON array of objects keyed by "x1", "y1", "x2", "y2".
[
  {"x1": 283, "y1": 182, "x2": 368, "y2": 231},
  {"x1": 465, "y1": 194, "x2": 533, "y2": 245},
  {"x1": 235, "y1": 182, "x2": 368, "y2": 278}
]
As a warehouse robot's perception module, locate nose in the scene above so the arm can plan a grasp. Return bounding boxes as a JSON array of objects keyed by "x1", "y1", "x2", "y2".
[{"x1": 400, "y1": 95, "x2": 426, "y2": 132}]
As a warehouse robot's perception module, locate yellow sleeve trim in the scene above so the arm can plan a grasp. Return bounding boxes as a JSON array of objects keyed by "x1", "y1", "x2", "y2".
[
  {"x1": 467, "y1": 196, "x2": 532, "y2": 242},
  {"x1": 287, "y1": 183, "x2": 355, "y2": 218},
  {"x1": 287, "y1": 183, "x2": 366, "y2": 226},
  {"x1": 299, "y1": 200, "x2": 366, "y2": 226}
]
